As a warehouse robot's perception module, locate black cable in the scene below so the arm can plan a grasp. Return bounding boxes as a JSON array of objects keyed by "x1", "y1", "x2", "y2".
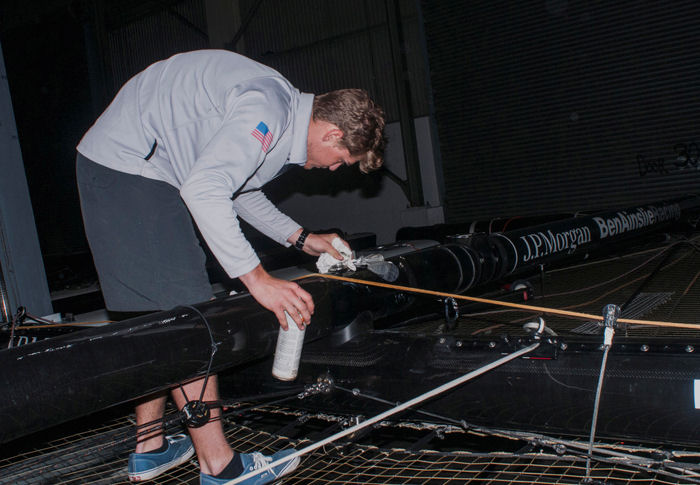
[{"x1": 176, "y1": 305, "x2": 219, "y2": 427}]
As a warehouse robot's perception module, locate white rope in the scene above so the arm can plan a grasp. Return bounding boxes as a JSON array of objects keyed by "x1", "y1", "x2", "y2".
[
  {"x1": 225, "y1": 341, "x2": 541, "y2": 484},
  {"x1": 585, "y1": 304, "x2": 619, "y2": 480}
]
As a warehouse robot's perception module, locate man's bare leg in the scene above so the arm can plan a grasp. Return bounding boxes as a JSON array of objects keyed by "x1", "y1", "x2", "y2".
[
  {"x1": 171, "y1": 374, "x2": 234, "y2": 476},
  {"x1": 134, "y1": 392, "x2": 168, "y2": 453}
]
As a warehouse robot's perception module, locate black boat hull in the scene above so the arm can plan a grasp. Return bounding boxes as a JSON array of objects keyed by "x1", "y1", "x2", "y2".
[
  {"x1": 3, "y1": 195, "x2": 700, "y2": 447},
  {"x1": 0, "y1": 278, "x2": 340, "y2": 444},
  {"x1": 219, "y1": 330, "x2": 700, "y2": 447}
]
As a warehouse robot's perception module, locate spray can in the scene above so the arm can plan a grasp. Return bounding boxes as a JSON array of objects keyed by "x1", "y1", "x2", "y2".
[{"x1": 272, "y1": 311, "x2": 306, "y2": 381}]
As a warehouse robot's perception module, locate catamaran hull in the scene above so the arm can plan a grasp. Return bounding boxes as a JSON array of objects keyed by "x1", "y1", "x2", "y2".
[
  {"x1": 2, "y1": 195, "x2": 700, "y2": 447},
  {"x1": 220, "y1": 330, "x2": 700, "y2": 447}
]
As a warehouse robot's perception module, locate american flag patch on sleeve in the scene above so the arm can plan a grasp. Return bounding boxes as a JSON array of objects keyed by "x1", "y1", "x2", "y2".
[{"x1": 251, "y1": 121, "x2": 274, "y2": 152}]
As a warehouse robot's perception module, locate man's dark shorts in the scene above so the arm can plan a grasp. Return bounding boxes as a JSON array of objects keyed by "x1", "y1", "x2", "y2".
[{"x1": 76, "y1": 153, "x2": 213, "y2": 312}]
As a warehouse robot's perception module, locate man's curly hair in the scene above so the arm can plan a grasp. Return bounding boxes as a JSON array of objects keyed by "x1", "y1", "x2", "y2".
[{"x1": 312, "y1": 89, "x2": 386, "y2": 173}]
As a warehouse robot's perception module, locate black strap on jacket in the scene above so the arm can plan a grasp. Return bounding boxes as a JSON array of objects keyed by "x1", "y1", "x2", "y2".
[{"x1": 144, "y1": 140, "x2": 158, "y2": 160}]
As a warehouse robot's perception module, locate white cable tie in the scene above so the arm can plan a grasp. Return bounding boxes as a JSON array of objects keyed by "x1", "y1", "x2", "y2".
[{"x1": 603, "y1": 326, "x2": 615, "y2": 347}]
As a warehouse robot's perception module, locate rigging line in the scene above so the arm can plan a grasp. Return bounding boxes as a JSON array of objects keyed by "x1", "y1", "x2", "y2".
[
  {"x1": 13, "y1": 320, "x2": 114, "y2": 329},
  {"x1": 619, "y1": 242, "x2": 688, "y2": 315},
  {"x1": 14, "y1": 309, "x2": 114, "y2": 329},
  {"x1": 546, "y1": 239, "x2": 697, "y2": 298},
  {"x1": 333, "y1": 384, "x2": 468, "y2": 427},
  {"x1": 133, "y1": 413, "x2": 183, "y2": 444},
  {"x1": 566, "y1": 447, "x2": 700, "y2": 484},
  {"x1": 542, "y1": 361, "x2": 593, "y2": 392},
  {"x1": 219, "y1": 387, "x2": 306, "y2": 408},
  {"x1": 585, "y1": 327, "x2": 614, "y2": 480},
  {"x1": 114, "y1": 404, "x2": 235, "y2": 454},
  {"x1": 127, "y1": 405, "x2": 217, "y2": 451},
  {"x1": 667, "y1": 265, "x2": 700, "y2": 321},
  {"x1": 323, "y1": 392, "x2": 652, "y2": 464},
  {"x1": 378, "y1": 416, "x2": 700, "y2": 480},
  {"x1": 6, "y1": 308, "x2": 20, "y2": 349},
  {"x1": 484, "y1": 276, "x2": 647, "y2": 330},
  {"x1": 134, "y1": 412, "x2": 228, "y2": 447},
  {"x1": 298, "y1": 273, "x2": 700, "y2": 330},
  {"x1": 224, "y1": 341, "x2": 541, "y2": 484},
  {"x1": 402, "y1": 410, "x2": 700, "y2": 477},
  {"x1": 508, "y1": 252, "x2": 684, "y2": 321},
  {"x1": 134, "y1": 401, "x2": 225, "y2": 434},
  {"x1": 219, "y1": 405, "x2": 700, "y2": 484},
  {"x1": 477, "y1": 427, "x2": 671, "y2": 463},
  {"x1": 23, "y1": 311, "x2": 74, "y2": 325},
  {"x1": 557, "y1": 271, "x2": 655, "y2": 312},
  {"x1": 220, "y1": 393, "x2": 308, "y2": 416},
  {"x1": 547, "y1": 233, "x2": 700, "y2": 276}
]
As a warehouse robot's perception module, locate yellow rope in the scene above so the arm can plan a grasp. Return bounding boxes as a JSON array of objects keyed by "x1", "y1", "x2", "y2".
[
  {"x1": 15, "y1": 271, "x2": 700, "y2": 331},
  {"x1": 298, "y1": 273, "x2": 700, "y2": 331}
]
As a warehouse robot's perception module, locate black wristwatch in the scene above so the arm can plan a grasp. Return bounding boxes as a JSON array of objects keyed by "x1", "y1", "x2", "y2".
[{"x1": 295, "y1": 228, "x2": 310, "y2": 251}]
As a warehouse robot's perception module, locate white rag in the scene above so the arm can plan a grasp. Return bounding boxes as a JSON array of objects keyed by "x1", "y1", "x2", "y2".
[
  {"x1": 316, "y1": 239, "x2": 394, "y2": 276},
  {"x1": 316, "y1": 238, "x2": 355, "y2": 273}
]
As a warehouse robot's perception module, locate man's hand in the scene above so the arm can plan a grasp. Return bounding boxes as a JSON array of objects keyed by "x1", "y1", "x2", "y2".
[
  {"x1": 239, "y1": 264, "x2": 313, "y2": 330},
  {"x1": 290, "y1": 229, "x2": 350, "y2": 260}
]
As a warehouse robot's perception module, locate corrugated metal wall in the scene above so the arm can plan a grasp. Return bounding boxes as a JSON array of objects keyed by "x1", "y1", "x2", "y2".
[
  {"x1": 97, "y1": 0, "x2": 430, "y2": 122},
  {"x1": 238, "y1": 0, "x2": 430, "y2": 122},
  {"x1": 102, "y1": 0, "x2": 209, "y2": 94},
  {"x1": 422, "y1": 2, "x2": 700, "y2": 222}
]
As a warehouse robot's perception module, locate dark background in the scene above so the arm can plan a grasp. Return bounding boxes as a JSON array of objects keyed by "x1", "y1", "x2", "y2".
[{"x1": 3, "y1": 0, "x2": 700, "y2": 294}]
